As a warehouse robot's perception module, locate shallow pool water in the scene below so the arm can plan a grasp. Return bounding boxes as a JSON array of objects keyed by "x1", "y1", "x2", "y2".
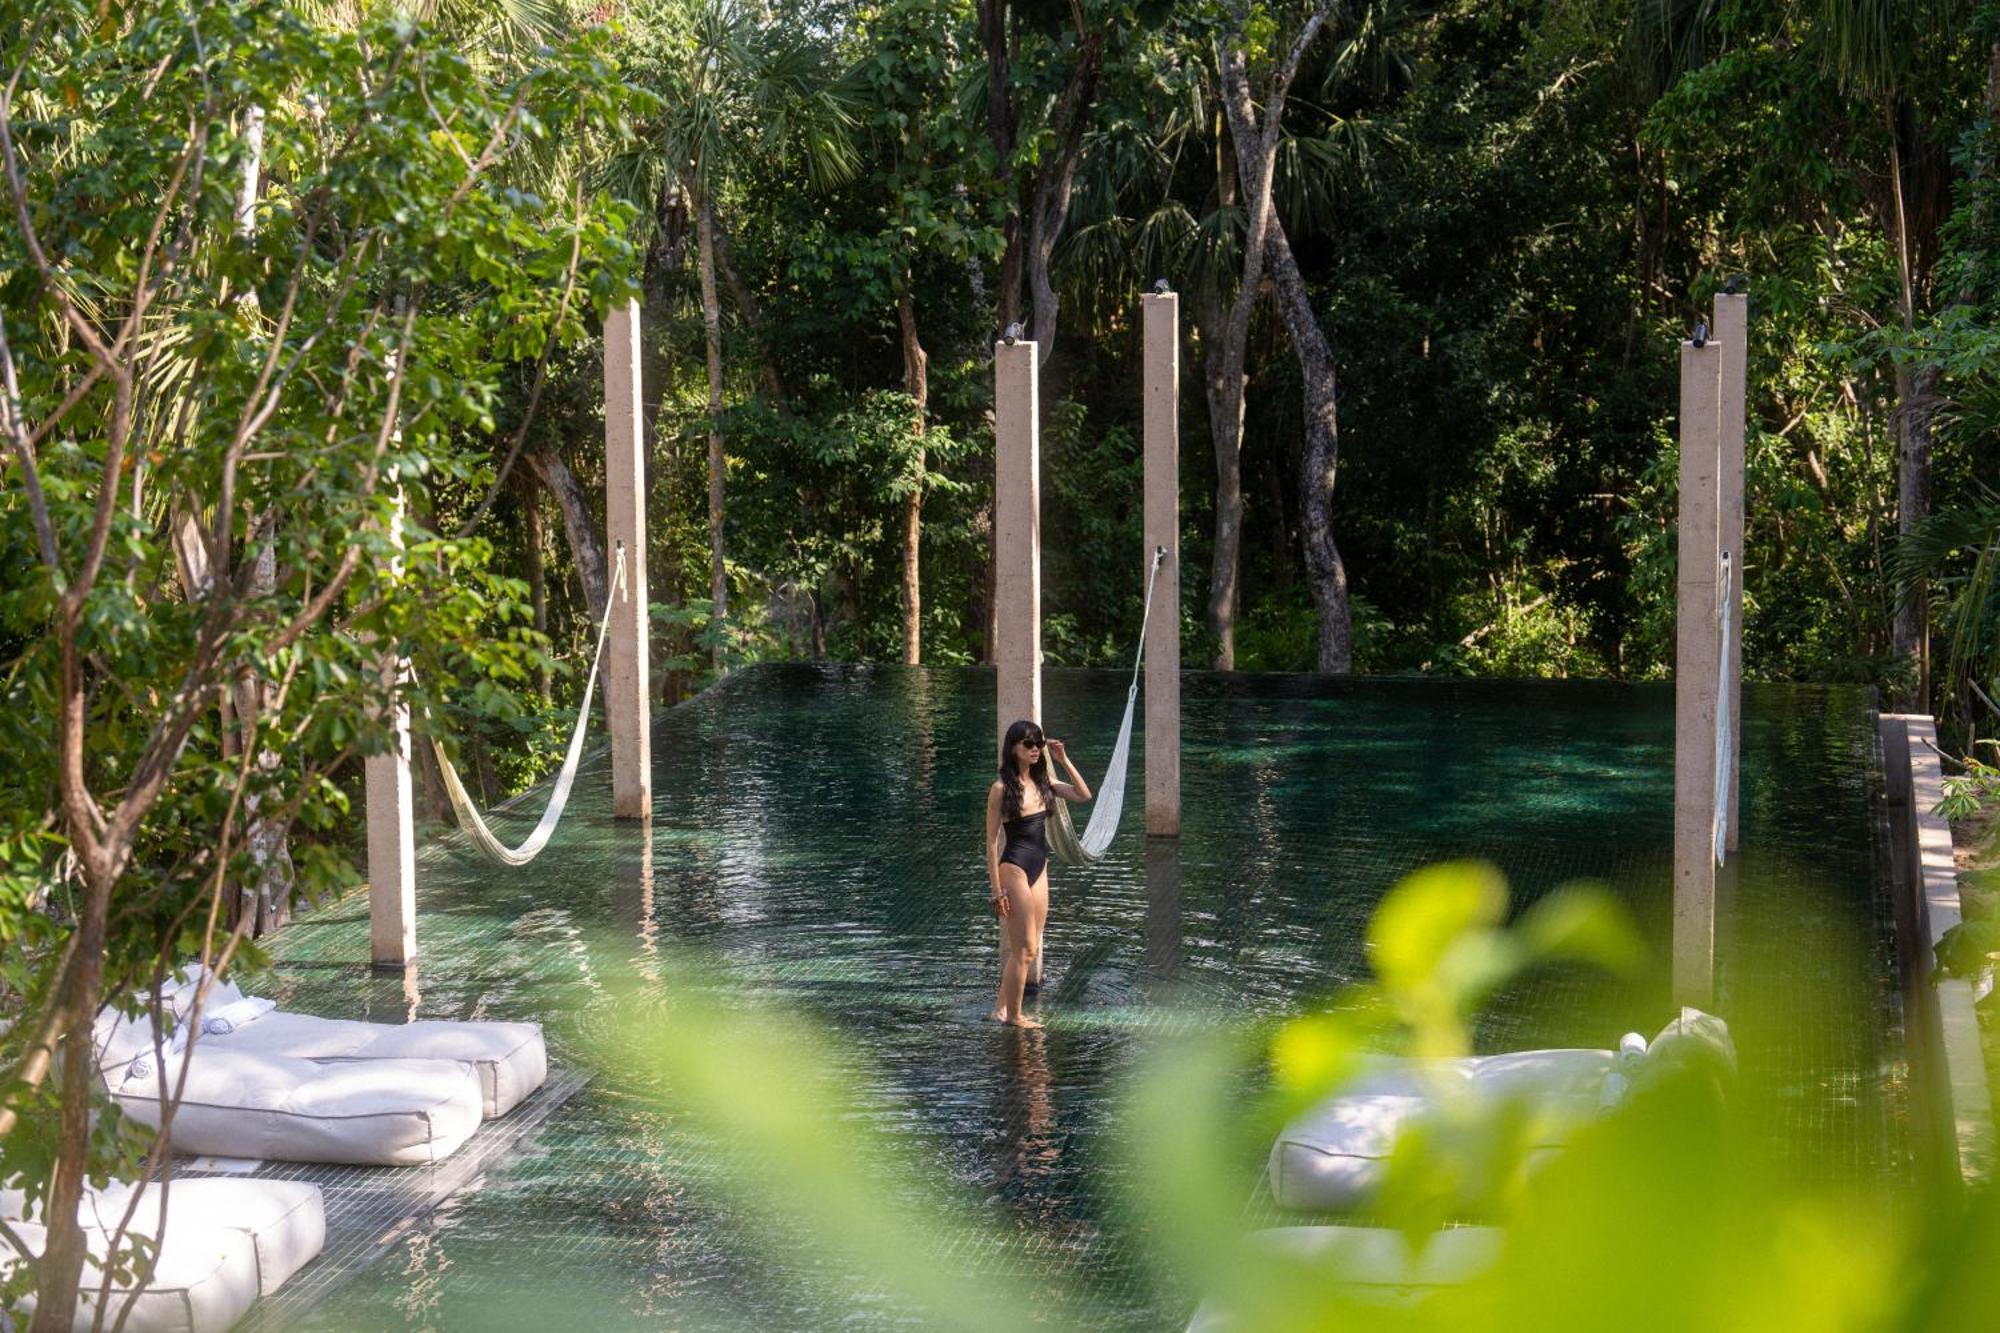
[{"x1": 269, "y1": 665, "x2": 1904, "y2": 1330}]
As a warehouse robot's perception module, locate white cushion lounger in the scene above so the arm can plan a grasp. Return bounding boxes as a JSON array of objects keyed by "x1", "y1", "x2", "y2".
[
  {"x1": 191, "y1": 1010, "x2": 546, "y2": 1120},
  {"x1": 159, "y1": 973, "x2": 547, "y2": 1119},
  {"x1": 1, "y1": 1178, "x2": 325, "y2": 1332},
  {"x1": 96, "y1": 1011, "x2": 485, "y2": 1167},
  {"x1": 1185, "y1": 1225, "x2": 1503, "y2": 1332},
  {"x1": 1268, "y1": 1047, "x2": 1613, "y2": 1212},
  {"x1": 1268, "y1": 1009, "x2": 1735, "y2": 1213}
]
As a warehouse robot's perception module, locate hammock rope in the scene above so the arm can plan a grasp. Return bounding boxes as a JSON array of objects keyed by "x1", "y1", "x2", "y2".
[
  {"x1": 1713, "y1": 550, "x2": 1734, "y2": 868},
  {"x1": 430, "y1": 543, "x2": 627, "y2": 867},
  {"x1": 1047, "y1": 547, "x2": 1168, "y2": 867}
]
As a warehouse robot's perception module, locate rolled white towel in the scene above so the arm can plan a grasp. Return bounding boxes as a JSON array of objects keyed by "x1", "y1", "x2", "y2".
[{"x1": 1597, "y1": 1031, "x2": 1649, "y2": 1110}]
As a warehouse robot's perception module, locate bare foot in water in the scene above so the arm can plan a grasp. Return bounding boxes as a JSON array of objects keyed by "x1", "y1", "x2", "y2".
[{"x1": 1006, "y1": 1015, "x2": 1044, "y2": 1030}]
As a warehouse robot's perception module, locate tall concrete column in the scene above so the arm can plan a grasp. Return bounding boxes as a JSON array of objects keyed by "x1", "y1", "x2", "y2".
[
  {"x1": 366, "y1": 497, "x2": 416, "y2": 969},
  {"x1": 605, "y1": 299, "x2": 652, "y2": 818},
  {"x1": 1674, "y1": 335, "x2": 1724, "y2": 1007},
  {"x1": 1142, "y1": 291, "x2": 1181, "y2": 837},
  {"x1": 995, "y1": 338, "x2": 1043, "y2": 747},
  {"x1": 1714, "y1": 291, "x2": 1747, "y2": 852}
]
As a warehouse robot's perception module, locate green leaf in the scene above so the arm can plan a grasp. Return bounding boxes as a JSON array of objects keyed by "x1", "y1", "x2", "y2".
[
  {"x1": 1514, "y1": 883, "x2": 1647, "y2": 976},
  {"x1": 1367, "y1": 860, "x2": 1510, "y2": 992}
]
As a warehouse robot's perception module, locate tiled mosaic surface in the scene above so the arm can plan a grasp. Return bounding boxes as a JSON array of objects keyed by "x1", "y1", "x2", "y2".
[{"x1": 251, "y1": 666, "x2": 1905, "y2": 1330}]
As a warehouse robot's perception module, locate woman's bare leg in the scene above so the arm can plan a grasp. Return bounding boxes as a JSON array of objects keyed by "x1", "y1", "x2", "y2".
[
  {"x1": 1025, "y1": 869, "x2": 1050, "y2": 993},
  {"x1": 991, "y1": 864, "x2": 1039, "y2": 1027}
]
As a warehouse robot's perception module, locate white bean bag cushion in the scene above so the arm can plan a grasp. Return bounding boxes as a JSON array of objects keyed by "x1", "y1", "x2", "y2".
[
  {"x1": 2, "y1": 1178, "x2": 324, "y2": 1302},
  {"x1": 1186, "y1": 1225, "x2": 1501, "y2": 1331},
  {"x1": 1268, "y1": 1011, "x2": 1735, "y2": 1213},
  {"x1": 1, "y1": 1199, "x2": 262, "y2": 1333},
  {"x1": 89, "y1": 1180, "x2": 324, "y2": 1297},
  {"x1": 1267, "y1": 1049, "x2": 1613, "y2": 1212},
  {"x1": 195, "y1": 1011, "x2": 546, "y2": 1119},
  {"x1": 103, "y1": 1045, "x2": 484, "y2": 1167}
]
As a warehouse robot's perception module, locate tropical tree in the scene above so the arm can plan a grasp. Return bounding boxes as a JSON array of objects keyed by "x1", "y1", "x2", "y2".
[
  {"x1": 1195, "y1": 1, "x2": 1338, "y2": 669},
  {"x1": 0, "y1": 2, "x2": 639, "y2": 1324},
  {"x1": 849, "y1": 0, "x2": 995, "y2": 663},
  {"x1": 621, "y1": 0, "x2": 858, "y2": 667}
]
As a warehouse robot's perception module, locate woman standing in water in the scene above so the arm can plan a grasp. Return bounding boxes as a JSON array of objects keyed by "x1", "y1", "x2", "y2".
[{"x1": 985, "y1": 719, "x2": 1091, "y2": 1027}]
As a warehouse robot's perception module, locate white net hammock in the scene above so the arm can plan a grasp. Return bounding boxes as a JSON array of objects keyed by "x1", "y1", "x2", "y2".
[
  {"x1": 430, "y1": 544, "x2": 626, "y2": 867},
  {"x1": 1046, "y1": 548, "x2": 1167, "y2": 867}
]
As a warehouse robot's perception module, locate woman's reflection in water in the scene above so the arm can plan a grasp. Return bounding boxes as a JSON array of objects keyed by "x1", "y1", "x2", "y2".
[{"x1": 991, "y1": 1026, "x2": 1061, "y2": 1221}]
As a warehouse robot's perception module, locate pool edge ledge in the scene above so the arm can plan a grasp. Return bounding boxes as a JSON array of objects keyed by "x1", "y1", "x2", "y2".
[{"x1": 1881, "y1": 713, "x2": 1996, "y2": 1188}]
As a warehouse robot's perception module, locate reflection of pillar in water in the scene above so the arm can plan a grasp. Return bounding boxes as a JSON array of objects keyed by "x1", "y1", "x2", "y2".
[
  {"x1": 1144, "y1": 837, "x2": 1182, "y2": 991},
  {"x1": 909, "y1": 666, "x2": 937, "y2": 818},
  {"x1": 361, "y1": 960, "x2": 422, "y2": 1024},
  {"x1": 611, "y1": 815, "x2": 660, "y2": 981}
]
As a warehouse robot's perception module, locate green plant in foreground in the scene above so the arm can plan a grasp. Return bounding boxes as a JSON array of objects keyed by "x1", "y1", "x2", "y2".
[{"x1": 566, "y1": 860, "x2": 2000, "y2": 1331}]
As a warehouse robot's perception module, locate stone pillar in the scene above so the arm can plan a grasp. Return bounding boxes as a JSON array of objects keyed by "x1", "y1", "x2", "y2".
[
  {"x1": 364, "y1": 697, "x2": 416, "y2": 967},
  {"x1": 1142, "y1": 291, "x2": 1181, "y2": 837},
  {"x1": 605, "y1": 299, "x2": 652, "y2": 818},
  {"x1": 995, "y1": 338, "x2": 1042, "y2": 747},
  {"x1": 1714, "y1": 292, "x2": 1747, "y2": 852},
  {"x1": 366, "y1": 496, "x2": 416, "y2": 969},
  {"x1": 1674, "y1": 335, "x2": 1724, "y2": 1007}
]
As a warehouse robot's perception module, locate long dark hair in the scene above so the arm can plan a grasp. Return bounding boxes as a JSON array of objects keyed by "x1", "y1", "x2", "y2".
[{"x1": 998, "y1": 718, "x2": 1052, "y2": 820}]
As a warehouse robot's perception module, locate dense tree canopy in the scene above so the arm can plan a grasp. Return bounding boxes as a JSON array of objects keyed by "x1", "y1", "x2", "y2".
[{"x1": 549, "y1": 0, "x2": 2000, "y2": 724}]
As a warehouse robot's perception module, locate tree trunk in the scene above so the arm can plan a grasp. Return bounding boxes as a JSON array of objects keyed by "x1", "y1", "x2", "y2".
[
  {"x1": 1204, "y1": 322, "x2": 1248, "y2": 672},
  {"x1": 1895, "y1": 362, "x2": 1935, "y2": 702},
  {"x1": 31, "y1": 867, "x2": 109, "y2": 1333},
  {"x1": 1266, "y1": 215, "x2": 1353, "y2": 671},
  {"x1": 711, "y1": 209, "x2": 785, "y2": 403},
  {"x1": 697, "y1": 192, "x2": 729, "y2": 667},
  {"x1": 228, "y1": 535, "x2": 295, "y2": 935},
  {"x1": 525, "y1": 447, "x2": 607, "y2": 618},
  {"x1": 1207, "y1": 33, "x2": 1299, "y2": 671},
  {"x1": 1026, "y1": 30, "x2": 1106, "y2": 364},
  {"x1": 1884, "y1": 106, "x2": 1930, "y2": 707},
  {"x1": 414, "y1": 726, "x2": 449, "y2": 824},
  {"x1": 522, "y1": 482, "x2": 551, "y2": 702},
  {"x1": 897, "y1": 273, "x2": 929, "y2": 665},
  {"x1": 1189, "y1": 121, "x2": 1245, "y2": 669}
]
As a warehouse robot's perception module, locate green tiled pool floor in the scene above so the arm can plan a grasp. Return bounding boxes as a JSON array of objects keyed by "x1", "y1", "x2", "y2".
[
  {"x1": 232, "y1": 1068, "x2": 589, "y2": 1331},
  {"x1": 257, "y1": 666, "x2": 1907, "y2": 1330}
]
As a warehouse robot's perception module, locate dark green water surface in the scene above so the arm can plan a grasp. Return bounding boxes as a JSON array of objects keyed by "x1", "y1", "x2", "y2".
[{"x1": 276, "y1": 665, "x2": 1905, "y2": 1330}]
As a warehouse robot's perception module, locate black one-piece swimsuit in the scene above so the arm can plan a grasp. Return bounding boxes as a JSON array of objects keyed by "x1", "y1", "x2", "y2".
[{"x1": 999, "y1": 809, "x2": 1051, "y2": 885}]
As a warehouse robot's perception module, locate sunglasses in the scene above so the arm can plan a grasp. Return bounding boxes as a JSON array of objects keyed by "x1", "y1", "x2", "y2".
[{"x1": 1020, "y1": 738, "x2": 1044, "y2": 749}]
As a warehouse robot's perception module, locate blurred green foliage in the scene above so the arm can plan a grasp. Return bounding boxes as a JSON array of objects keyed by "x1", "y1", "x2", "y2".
[{"x1": 579, "y1": 861, "x2": 1995, "y2": 1330}]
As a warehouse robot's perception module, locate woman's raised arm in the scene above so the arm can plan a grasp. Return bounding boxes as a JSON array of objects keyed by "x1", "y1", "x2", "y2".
[{"x1": 1046, "y1": 739, "x2": 1090, "y2": 802}]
